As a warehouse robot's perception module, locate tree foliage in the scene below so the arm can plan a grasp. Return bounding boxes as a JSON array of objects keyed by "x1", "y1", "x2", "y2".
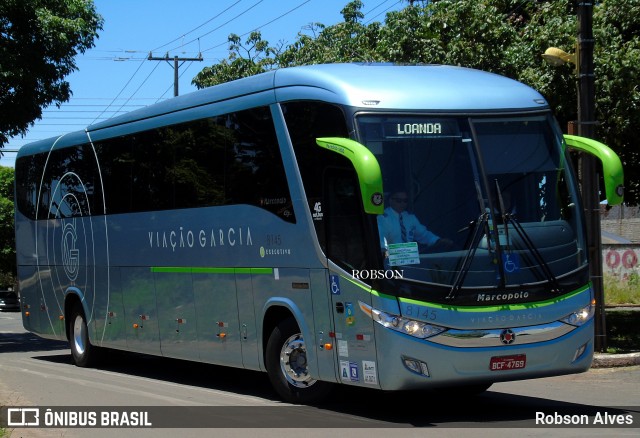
[
  {"x1": 0, "y1": 166, "x2": 15, "y2": 286},
  {"x1": 192, "y1": 31, "x2": 280, "y2": 87},
  {"x1": 192, "y1": 0, "x2": 639, "y2": 204},
  {"x1": 0, "y1": 0, "x2": 103, "y2": 148}
]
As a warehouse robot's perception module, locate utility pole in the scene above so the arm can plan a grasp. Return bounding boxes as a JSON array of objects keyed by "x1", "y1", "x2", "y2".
[
  {"x1": 576, "y1": 1, "x2": 606, "y2": 351},
  {"x1": 148, "y1": 52, "x2": 203, "y2": 97}
]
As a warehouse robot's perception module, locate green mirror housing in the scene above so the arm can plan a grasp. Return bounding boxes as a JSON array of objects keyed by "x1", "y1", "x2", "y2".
[
  {"x1": 564, "y1": 134, "x2": 624, "y2": 206},
  {"x1": 316, "y1": 137, "x2": 384, "y2": 214}
]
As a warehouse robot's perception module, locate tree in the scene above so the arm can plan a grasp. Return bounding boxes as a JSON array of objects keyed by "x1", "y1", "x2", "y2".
[
  {"x1": 277, "y1": 1, "x2": 384, "y2": 66},
  {"x1": 193, "y1": 0, "x2": 640, "y2": 204},
  {"x1": 591, "y1": 0, "x2": 640, "y2": 205},
  {"x1": 0, "y1": 166, "x2": 15, "y2": 287},
  {"x1": 192, "y1": 31, "x2": 280, "y2": 87},
  {"x1": 0, "y1": 0, "x2": 103, "y2": 148}
]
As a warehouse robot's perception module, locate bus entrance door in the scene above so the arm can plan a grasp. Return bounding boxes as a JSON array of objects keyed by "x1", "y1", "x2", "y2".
[{"x1": 323, "y1": 167, "x2": 379, "y2": 387}]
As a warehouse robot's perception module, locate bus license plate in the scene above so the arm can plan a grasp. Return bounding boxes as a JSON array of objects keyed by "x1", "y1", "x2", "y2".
[{"x1": 489, "y1": 354, "x2": 526, "y2": 371}]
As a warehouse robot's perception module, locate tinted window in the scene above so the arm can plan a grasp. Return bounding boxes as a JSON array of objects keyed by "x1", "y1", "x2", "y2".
[
  {"x1": 94, "y1": 106, "x2": 294, "y2": 222},
  {"x1": 15, "y1": 153, "x2": 45, "y2": 220},
  {"x1": 281, "y1": 102, "x2": 350, "y2": 248},
  {"x1": 15, "y1": 144, "x2": 103, "y2": 220},
  {"x1": 16, "y1": 107, "x2": 295, "y2": 223}
]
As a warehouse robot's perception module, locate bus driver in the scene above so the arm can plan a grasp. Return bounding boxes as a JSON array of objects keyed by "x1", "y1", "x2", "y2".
[{"x1": 377, "y1": 190, "x2": 452, "y2": 252}]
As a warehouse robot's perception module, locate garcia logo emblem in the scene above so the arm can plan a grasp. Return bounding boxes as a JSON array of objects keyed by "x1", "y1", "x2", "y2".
[
  {"x1": 500, "y1": 329, "x2": 516, "y2": 345},
  {"x1": 61, "y1": 219, "x2": 80, "y2": 281}
]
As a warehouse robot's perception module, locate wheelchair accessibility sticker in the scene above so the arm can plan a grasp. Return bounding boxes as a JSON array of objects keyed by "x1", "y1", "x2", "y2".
[
  {"x1": 330, "y1": 275, "x2": 341, "y2": 295},
  {"x1": 502, "y1": 253, "x2": 521, "y2": 273}
]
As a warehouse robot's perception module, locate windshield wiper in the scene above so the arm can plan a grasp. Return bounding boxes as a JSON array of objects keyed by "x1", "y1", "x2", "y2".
[
  {"x1": 494, "y1": 180, "x2": 561, "y2": 294},
  {"x1": 447, "y1": 181, "x2": 491, "y2": 300}
]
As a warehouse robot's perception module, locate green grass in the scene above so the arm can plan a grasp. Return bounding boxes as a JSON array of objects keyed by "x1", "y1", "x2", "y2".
[
  {"x1": 604, "y1": 273, "x2": 640, "y2": 305},
  {"x1": 603, "y1": 274, "x2": 639, "y2": 353}
]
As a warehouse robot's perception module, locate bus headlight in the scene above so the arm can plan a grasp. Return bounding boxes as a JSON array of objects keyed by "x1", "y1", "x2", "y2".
[
  {"x1": 359, "y1": 301, "x2": 446, "y2": 339},
  {"x1": 560, "y1": 301, "x2": 595, "y2": 327}
]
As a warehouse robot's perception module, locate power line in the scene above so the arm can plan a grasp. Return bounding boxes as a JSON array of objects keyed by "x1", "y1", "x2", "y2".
[
  {"x1": 365, "y1": 0, "x2": 403, "y2": 24},
  {"x1": 114, "y1": 61, "x2": 162, "y2": 114},
  {"x1": 364, "y1": 0, "x2": 394, "y2": 16},
  {"x1": 14, "y1": 0, "x2": 395, "y2": 144},
  {"x1": 169, "y1": 0, "x2": 266, "y2": 53},
  {"x1": 63, "y1": 3, "x2": 249, "y2": 120},
  {"x1": 201, "y1": 0, "x2": 312, "y2": 53},
  {"x1": 147, "y1": 53, "x2": 204, "y2": 96},
  {"x1": 156, "y1": 60, "x2": 200, "y2": 101},
  {"x1": 151, "y1": 0, "x2": 245, "y2": 52},
  {"x1": 91, "y1": 58, "x2": 148, "y2": 124}
]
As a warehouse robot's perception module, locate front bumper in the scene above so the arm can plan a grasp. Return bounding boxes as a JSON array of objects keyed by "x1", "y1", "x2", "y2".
[{"x1": 373, "y1": 318, "x2": 593, "y2": 390}]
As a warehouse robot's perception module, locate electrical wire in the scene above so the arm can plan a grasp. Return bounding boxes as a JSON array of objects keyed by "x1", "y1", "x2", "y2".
[
  {"x1": 166, "y1": 0, "x2": 266, "y2": 54},
  {"x1": 364, "y1": 0, "x2": 393, "y2": 17},
  {"x1": 365, "y1": 0, "x2": 403, "y2": 24},
  {"x1": 114, "y1": 61, "x2": 162, "y2": 115},
  {"x1": 201, "y1": 0, "x2": 311, "y2": 53},
  {"x1": 90, "y1": 58, "x2": 148, "y2": 124},
  {"x1": 151, "y1": 0, "x2": 245, "y2": 52}
]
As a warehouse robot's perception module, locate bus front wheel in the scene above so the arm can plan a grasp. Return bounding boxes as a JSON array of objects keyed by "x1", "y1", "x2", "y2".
[
  {"x1": 266, "y1": 318, "x2": 332, "y2": 404},
  {"x1": 69, "y1": 303, "x2": 99, "y2": 367}
]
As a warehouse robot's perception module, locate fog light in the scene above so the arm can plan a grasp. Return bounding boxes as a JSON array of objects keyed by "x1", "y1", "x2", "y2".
[
  {"x1": 403, "y1": 358, "x2": 421, "y2": 374},
  {"x1": 402, "y1": 355, "x2": 430, "y2": 377},
  {"x1": 572, "y1": 342, "x2": 588, "y2": 362}
]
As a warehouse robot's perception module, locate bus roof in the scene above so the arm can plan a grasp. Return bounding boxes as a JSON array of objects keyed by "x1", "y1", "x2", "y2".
[
  {"x1": 87, "y1": 63, "x2": 548, "y2": 131},
  {"x1": 272, "y1": 63, "x2": 548, "y2": 112},
  {"x1": 18, "y1": 63, "x2": 549, "y2": 157}
]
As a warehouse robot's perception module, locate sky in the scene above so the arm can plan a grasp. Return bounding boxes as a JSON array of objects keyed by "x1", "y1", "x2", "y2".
[{"x1": 2, "y1": 0, "x2": 405, "y2": 167}]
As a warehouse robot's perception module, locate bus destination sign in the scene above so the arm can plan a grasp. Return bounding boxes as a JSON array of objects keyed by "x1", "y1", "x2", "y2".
[{"x1": 383, "y1": 119, "x2": 459, "y2": 139}]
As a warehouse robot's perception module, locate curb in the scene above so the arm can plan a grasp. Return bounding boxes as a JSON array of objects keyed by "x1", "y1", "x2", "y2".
[{"x1": 592, "y1": 352, "x2": 640, "y2": 368}]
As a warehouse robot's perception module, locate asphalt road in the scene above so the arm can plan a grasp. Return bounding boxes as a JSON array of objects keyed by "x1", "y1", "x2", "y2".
[{"x1": 1, "y1": 310, "x2": 638, "y2": 437}]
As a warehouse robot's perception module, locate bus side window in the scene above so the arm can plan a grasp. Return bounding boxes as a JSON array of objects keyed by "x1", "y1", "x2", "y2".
[
  {"x1": 93, "y1": 107, "x2": 294, "y2": 222},
  {"x1": 281, "y1": 101, "x2": 351, "y2": 254},
  {"x1": 323, "y1": 167, "x2": 366, "y2": 271}
]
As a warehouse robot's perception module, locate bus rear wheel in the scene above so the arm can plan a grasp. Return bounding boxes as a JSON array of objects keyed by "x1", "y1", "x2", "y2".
[
  {"x1": 69, "y1": 303, "x2": 99, "y2": 367},
  {"x1": 266, "y1": 318, "x2": 332, "y2": 404}
]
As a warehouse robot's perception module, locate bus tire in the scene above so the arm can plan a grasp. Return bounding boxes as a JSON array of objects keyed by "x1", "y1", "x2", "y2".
[
  {"x1": 265, "y1": 317, "x2": 332, "y2": 404},
  {"x1": 70, "y1": 303, "x2": 99, "y2": 367}
]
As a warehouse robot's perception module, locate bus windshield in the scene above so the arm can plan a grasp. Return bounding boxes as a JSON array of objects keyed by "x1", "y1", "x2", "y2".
[{"x1": 356, "y1": 113, "x2": 587, "y2": 296}]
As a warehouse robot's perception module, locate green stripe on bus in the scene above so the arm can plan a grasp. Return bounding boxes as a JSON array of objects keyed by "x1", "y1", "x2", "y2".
[
  {"x1": 151, "y1": 267, "x2": 273, "y2": 275},
  {"x1": 336, "y1": 273, "x2": 590, "y2": 312},
  {"x1": 339, "y1": 274, "x2": 403, "y2": 301},
  {"x1": 398, "y1": 284, "x2": 590, "y2": 312}
]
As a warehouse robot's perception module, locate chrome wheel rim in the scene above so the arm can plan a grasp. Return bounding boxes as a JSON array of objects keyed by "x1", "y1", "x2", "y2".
[
  {"x1": 73, "y1": 314, "x2": 86, "y2": 355},
  {"x1": 279, "y1": 333, "x2": 316, "y2": 388}
]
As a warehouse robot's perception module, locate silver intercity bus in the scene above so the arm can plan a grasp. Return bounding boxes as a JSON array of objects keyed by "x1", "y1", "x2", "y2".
[{"x1": 14, "y1": 63, "x2": 624, "y2": 403}]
